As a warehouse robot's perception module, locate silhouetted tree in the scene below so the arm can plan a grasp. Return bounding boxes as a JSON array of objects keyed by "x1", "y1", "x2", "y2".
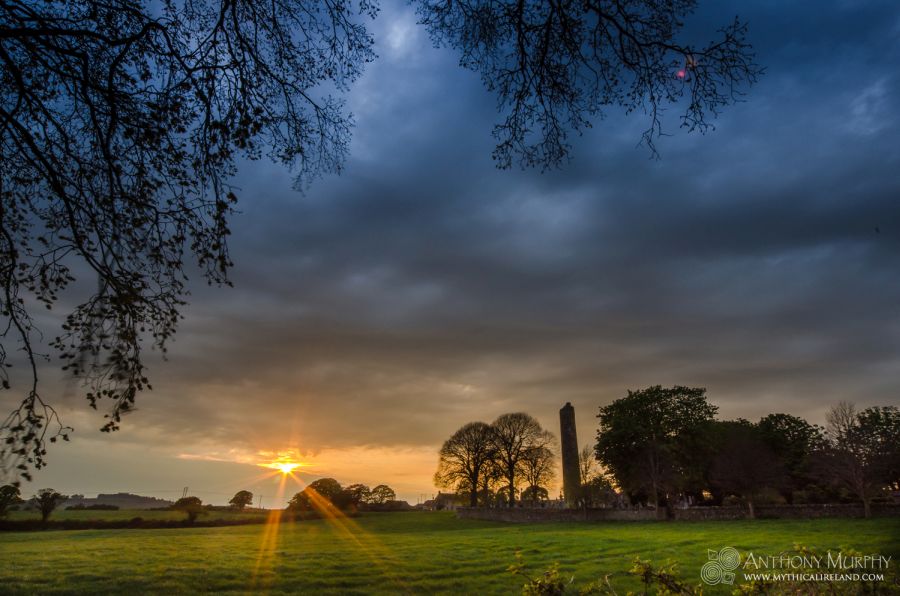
[
  {"x1": 520, "y1": 485, "x2": 549, "y2": 503},
  {"x1": 518, "y1": 442, "x2": 556, "y2": 506},
  {"x1": 490, "y1": 412, "x2": 550, "y2": 507},
  {"x1": 578, "y1": 444, "x2": 600, "y2": 486},
  {"x1": 576, "y1": 444, "x2": 618, "y2": 507},
  {"x1": 417, "y1": 0, "x2": 761, "y2": 168},
  {"x1": 344, "y1": 484, "x2": 372, "y2": 506},
  {"x1": 856, "y1": 406, "x2": 900, "y2": 492},
  {"x1": 286, "y1": 492, "x2": 311, "y2": 512},
  {"x1": 757, "y1": 413, "x2": 825, "y2": 502},
  {"x1": 815, "y1": 403, "x2": 900, "y2": 518},
  {"x1": 581, "y1": 474, "x2": 619, "y2": 508},
  {"x1": 288, "y1": 478, "x2": 345, "y2": 511},
  {"x1": 595, "y1": 386, "x2": 717, "y2": 511},
  {"x1": 0, "y1": 0, "x2": 377, "y2": 481},
  {"x1": 0, "y1": 483, "x2": 22, "y2": 517},
  {"x1": 369, "y1": 484, "x2": 396, "y2": 505},
  {"x1": 434, "y1": 421, "x2": 496, "y2": 507},
  {"x1": 32, "y1": 488, "x2": 67, "y2": 523},
  {"x1": 228, "y1": 490, "x2": 254, "y2": 510},
  {"x1": 474, "y1": 457, "x2": 505, "y2": 507},
  {"x1": 328, "y1": 489, "x2": 356, "y2": 510},
  {"x1": 172, "y1": 496, "x2": 204, "y2": 523},
  {"x1": 709, "y1": 421, "x2": 786, "y2": 519}
]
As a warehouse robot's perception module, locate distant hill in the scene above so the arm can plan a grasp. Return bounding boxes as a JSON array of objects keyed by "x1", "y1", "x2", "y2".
[{"x1": 63, "y1": 493, "x2": 175, "y2": 510}]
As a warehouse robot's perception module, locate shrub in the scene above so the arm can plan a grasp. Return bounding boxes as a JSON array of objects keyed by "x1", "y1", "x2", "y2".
[
  {"x1": 172, "y1": 496, "x2": 205, "y2": 523},
  {"x1": 510, "y1": 546, "x2": 899, "y2": 595}
]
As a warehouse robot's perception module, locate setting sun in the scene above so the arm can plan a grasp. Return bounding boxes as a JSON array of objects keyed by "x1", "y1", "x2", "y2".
[
  {"x1": 275, "y1": 462, "x2": 301, "y2": 474},
  {"x1": 260, "y1": 461, "x2": 304, "y2": 474}
]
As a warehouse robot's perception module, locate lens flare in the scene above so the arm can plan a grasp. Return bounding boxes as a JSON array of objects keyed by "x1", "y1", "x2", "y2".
[{"x1": 259, "y1": 460, "x2": 304, "y2": 474}]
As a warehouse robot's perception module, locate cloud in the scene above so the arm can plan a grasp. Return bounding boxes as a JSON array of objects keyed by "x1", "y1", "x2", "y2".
[{"x1": 23, "y1": 0, "x2": 900, "y2": 503}]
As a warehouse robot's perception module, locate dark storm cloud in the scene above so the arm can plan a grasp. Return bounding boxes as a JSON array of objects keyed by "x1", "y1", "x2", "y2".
[{"x1": 62, "y1": 0, "x2": 900, "y2": 457}]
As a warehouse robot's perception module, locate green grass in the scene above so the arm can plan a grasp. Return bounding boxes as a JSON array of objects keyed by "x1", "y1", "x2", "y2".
[{"x1": 1, "y1": 511, "x2": 898, "y2": 594}]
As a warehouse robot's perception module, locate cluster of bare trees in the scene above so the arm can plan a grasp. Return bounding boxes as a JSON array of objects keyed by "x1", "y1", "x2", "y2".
[
  {"x1": 814, "y1": 403, "x2": 900, "y2": 518},
  {"x1": 434, "y1": 413, "x2": 556, "y2": 507}
]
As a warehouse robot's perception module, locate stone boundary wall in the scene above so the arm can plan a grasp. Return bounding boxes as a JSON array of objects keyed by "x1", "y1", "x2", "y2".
[
  {"x1": 457, "y1": 504, "x2": 900, "y2": 523},
  {"x1": 456, "y1": 507, "x2": 659, "y2": 522},
  {"x1": 675, "y1": 503, "x2": 900, "y2": 520}
]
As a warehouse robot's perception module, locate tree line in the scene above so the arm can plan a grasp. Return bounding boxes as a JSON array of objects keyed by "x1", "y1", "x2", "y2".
[
  {"x1": 595, "y1": 386, "x2": 899, "y2": 518},
  {"x1": 434, "y1": 387, "x2": 900, "y2": 518},
  {"x1": 0, "y1": 480, "x2": 400, "y2": 523},
  {"x1": 286, "y1": 479, "x2": 399, "y2": 513}
]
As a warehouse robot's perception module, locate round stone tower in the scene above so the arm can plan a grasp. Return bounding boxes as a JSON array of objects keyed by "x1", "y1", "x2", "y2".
[{"x1": 559, "y1": 402, "x2": 580, "y2": 508}]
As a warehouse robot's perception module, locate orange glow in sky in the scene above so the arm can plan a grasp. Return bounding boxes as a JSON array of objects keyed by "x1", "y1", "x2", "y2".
[{"x1": 259, "y1": 460, "x2": 305, "y2": 474}]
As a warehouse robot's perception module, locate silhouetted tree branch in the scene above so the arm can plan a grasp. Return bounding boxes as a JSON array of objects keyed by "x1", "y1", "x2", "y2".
[
  {"x1": 2, "y1": 0, "x2": 760, "y2": 484},
  {"x1": 814, "y1": 402, "x2": 900, "y2": 518},
  {"x1": 415, "y1": 0, "x2": 762, "y2": 168},
  {"x1": 490, "y1": 412, "x2": 550, "y2": 506},
  {"x1": 0, "y1": 0, "x2": 377, "y2": 482},
  {"x1": 518, "y1": 440, "x2": 555, "y2": 505},
  {"x1": 434, "y1": 421, "x2": 497, "y2": 507}
]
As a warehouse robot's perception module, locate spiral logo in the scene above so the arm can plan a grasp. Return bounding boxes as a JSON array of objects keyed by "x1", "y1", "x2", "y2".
[
  {"x1": 700, "y1": 561, "x2": 723, "y2": 585},
  {"x1": 718, "y1": 547, "x2": 741, "y2": 570},
  {"x1": 701, "y1": 547, "x2": 741, "y2": 585}
]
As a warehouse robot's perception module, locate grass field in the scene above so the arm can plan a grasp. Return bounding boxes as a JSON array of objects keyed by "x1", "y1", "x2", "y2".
[{"x1": 1, "y1": 511, "x2": 898, "y2": 594}]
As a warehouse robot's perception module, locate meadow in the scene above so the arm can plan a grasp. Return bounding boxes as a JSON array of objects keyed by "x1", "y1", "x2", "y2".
[{"x1": 1, "y1": 511, "x2": 898, "y2": 594}]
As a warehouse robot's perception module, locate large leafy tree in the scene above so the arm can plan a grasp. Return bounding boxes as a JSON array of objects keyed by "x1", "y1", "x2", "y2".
[
  {"x1": 434, "y1": 421, "x2": 496, "y2": 507},
  {"x1": 228, "y1": 490, "x2": 253, "y2": 510},
  {"x1": 343, "y1": 483, "x2": 372, "y2": 506},
  {"x1": 0, "y1": 483, "x2": 21, "y2": 516},
  {"x1": 172, "y1": 495, "x2": 204, "y2": 523},
  {"x1": 32, "y1": 487, "x2": 66, "y2": 522},
  {"x1": 709, "y1": 420, "x2": 786, "y2": 519},
  {"x1": 288, "y1": 477, "x2": 346, "y2": 511},
  {"x1": 369, "y1": 484, "x2": 396, "y2": 505},
  {"x1": 1, "y1": 0, "x2": 759, "y2": 482},
  {"x1": 595, "y1": 385, "x2": 716, "y2": 509},
  {"x1": 757, "y1": 413, "x2": 825, "y2": 502}
]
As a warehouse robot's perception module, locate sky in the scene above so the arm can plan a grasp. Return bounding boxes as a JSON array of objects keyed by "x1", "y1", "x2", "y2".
[{"x1": 19, "y1": 0, "x2": 900, "y2": 506}]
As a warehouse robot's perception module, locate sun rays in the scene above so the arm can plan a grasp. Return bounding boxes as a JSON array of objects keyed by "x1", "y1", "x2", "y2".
[
  {"x1": 296, "y1": 488, "x2": 409, "y2": 591},
  {"x1": 250, "y1": 467, "x2": 301, "y2": 590},
  {"x1": 248, "y1": 464, "x2": 407, "y2": 592},
  {"x1": 259, "y1": 460, "x2": 307, "y2": 474}
]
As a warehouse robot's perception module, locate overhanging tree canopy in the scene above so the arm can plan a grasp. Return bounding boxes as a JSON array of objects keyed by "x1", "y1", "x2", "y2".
[
  {"x1": 0, "y1": 0, "x2": 377, "y2": 481},
  {"x1": 416, "y1": 0, "x2": 761, "y2": 167},
  {"x1": 1, "y1": 0, "x2": 760, "y2": 482}
]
